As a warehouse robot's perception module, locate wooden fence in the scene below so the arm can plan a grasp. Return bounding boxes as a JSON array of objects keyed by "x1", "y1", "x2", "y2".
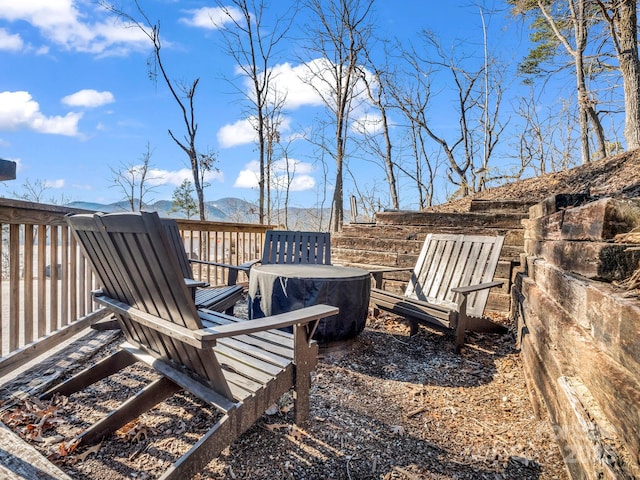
[{"x1": 0, "y1": 198, "x2": 270, "y2": 376}]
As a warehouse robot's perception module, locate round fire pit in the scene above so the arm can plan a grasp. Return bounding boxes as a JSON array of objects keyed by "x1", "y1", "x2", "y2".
[{"x1": 248, "y1": 264, "x2": 371, "y2": 347}]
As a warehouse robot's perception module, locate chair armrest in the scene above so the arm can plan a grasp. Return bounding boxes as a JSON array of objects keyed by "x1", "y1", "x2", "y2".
[
  {"x1": 197, "y1": 304, "x2": 339, "y2": 343},
  {"x1": 190, "y1": 258, "x2": 245, "y2": 271},
  {"x1": 94, "y1": 294, "x2": 210, "y2": 349},
  {"x1": 190, "y1": 258, "x2": 261, "y2": 285},
  {"x1": 94, "y1": 292, "x2": 337, "y2": 349},
  {"x1": 368, "y1": 266, "x2": 413, "y2": 289},
  {"x1": 450, "y1": 281, "x2": 503, "y2": 295},
  {"x1": 238, "y1": 258, "x2": 261, "y2": 270},
  {"x1": 185, "y1": 278, "x2": 208, "y2": 289}
]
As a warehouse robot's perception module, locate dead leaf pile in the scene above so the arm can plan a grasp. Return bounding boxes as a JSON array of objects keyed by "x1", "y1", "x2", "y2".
[{"x1": 1, "y1": 396, "x2": 65, "y2": 443}]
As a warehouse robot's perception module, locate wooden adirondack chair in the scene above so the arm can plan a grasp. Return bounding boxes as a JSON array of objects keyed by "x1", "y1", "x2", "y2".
[
  {"x1": 162, "y1": 218, "x2": 244, "y2": 313},
  {"x1": 369, "y1": 233, "x2": 508, "y2": 352},
  {"x1": 239, "y1": 229, "x2": 332, "y2": 275},
  {"x1": 262, "y1": 230, "x2": 331, "y2": 265},
  {"x1": 43, "y1": 211, "x2": 337, "y2": 479}
]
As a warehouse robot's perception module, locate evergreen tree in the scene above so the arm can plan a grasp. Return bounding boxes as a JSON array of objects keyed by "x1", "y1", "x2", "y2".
[{"x1": 169, "y1": 180, "x2": 198, "y2": 219}]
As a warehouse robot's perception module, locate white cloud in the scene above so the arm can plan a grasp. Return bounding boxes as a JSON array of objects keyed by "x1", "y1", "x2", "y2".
[
  {"x1": 217, "y1": 118, "x2": 257, "y2": 148},
  {"x1": 267, "y1": 61, "x2": 325, "y2": 109},
  {"x1": 179, "y1": 6, "x2": 243, "y2": 29},
  {"x1": 0, "y1": 91, "x2": 82, "y2": 136},
  {"x1": 147, "y1": 167, "x2": 224, "y2": 187},
  {"x1": 0, "y1": 1, "x2": 150, "y2": 55},
  {"x1": 236, "y1": 58, "x2": 369, "y2": 113},
  {"x1": 44, "y1": 179, "x2": 65, "y2": 189},
  {"x1": 234, "y1": 158, "x2": 315, "y2": 192},
  {"x1": 0, "y1": 27, "x2": 23, "y2": 51},
  {"x1": 62, "y1": 89, "x2": 115, "y2": 108},
  {"x1": 351, "y1": 112, "x2": 384, "y2": 135},
  {"x1": 233, "y1": 161, "x2": 260, "y2": 188},
  {"x1": 218, "y1": 115, "x2": 294, "y2": 149}
]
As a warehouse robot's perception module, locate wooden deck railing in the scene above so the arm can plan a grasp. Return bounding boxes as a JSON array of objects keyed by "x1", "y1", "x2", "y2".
[
  {"x1": 173, "y1": 218, "x2": 269, "y2": 286},
  {"x1": 0, "y1": 199, "x2": 271, "y2": 375}
]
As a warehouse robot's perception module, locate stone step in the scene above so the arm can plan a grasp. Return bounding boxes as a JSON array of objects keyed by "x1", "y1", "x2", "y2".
[
  {"x1": 374, "y1": 211, "x2": 528, "y2": 228},
  {"x1": 336, "y1": 229, "x2": 525, "y2": 248},
  {"x1": 469, "y1": 199, "x2": 538, "y2": 213}
]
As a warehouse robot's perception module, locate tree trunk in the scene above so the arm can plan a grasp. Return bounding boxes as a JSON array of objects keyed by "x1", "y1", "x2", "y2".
[
  {"x1": 331, "y1": 156, "x2": 344, "y2": 233},
  {"x1": 381, "y1": 107, "x2": 399, "y2": 210},
  {"x1": 617, "y1": 0, "x2": 640, "y2": 149},
  {"x1": 574, "y1": 0, "x2": 591, "y2": 164},
  {"x1": 190, "y1": 151, "x2": 206, "y2": 220}
]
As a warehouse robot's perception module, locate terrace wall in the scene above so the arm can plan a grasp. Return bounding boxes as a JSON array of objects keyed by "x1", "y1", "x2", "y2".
[{"x1": 514, "y1": 195, "x2": 640, "y2": 479}]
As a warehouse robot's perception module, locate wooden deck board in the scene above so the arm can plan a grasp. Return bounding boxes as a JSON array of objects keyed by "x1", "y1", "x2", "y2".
[{"x1": 0, "y1": 423, "x2": 73, "y2": 480}]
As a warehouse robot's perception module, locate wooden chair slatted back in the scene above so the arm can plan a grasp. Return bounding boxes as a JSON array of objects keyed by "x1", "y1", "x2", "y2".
[
  {"x1": 67, "y1": 212, "x2": 234, "y2": 400},
  {"x1": 161, "y1": 219, "x2": 194, "y2": 280},
  {"x1": 262, "y1": 230, "x2": 331, "y2": 265},
  {"x1": 406, "y1": 234, "x2": 504, "y2": 317}
]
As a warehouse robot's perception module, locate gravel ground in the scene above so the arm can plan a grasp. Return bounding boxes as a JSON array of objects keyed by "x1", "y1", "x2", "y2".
[{"x1": 1, "y1": 310, "x2": 569, "y2": 480}]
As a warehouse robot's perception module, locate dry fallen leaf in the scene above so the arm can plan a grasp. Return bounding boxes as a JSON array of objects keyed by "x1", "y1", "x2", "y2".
[
  {"x1": 116, "y1": 418, "x2": 157, "y2": 443},
  {"x1": 74, "y1": 442, "x2": 102, "y2": 462},
  {"x1": 265, "y1": 423, "x2": 290, "y2": 432},
  {"x1": 59, "y1": 439, "x2": 80, "y2": 457},
  {"x1": 287, "y1": 426, "x2": 305, "y2": 442},
  {"x1": 279, "y1": 403, "x2": 294, "y2": 414}
]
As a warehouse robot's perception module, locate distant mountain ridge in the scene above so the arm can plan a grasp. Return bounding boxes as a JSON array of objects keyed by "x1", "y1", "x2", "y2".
[
  {"x1": 65, "y1": 197, "x2": 336, "y2": 229},
  {"x1": 65, "y1": 197, "x2": 259, "y2": 222}
]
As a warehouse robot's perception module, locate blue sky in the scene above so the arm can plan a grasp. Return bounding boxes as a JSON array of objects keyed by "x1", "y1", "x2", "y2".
[{"x1": 0, "y1": 0, "x2": 524, "y2": 209}]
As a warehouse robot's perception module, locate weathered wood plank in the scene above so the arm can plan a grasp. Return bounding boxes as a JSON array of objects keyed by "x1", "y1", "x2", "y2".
[
  {"x1": 375, "y1": 211, "x2": 527, "y2": 228},
  {"x1": 469, "y1": 199, "x2": 537, "y2": 213},
  {"x1": 0, "y1": 423, "x2": 73, "y2": 480},
  {"x1": 520, "y1": 277, "x2": 640, "y2": 461},
  {"x1": 526, "y1": 258, "x2": 591, "y2": 329},
  {"x1": 0, "y1": 310, "x2": 112, "y2": 380},
  {"x1": 525, "y1": 198, "x2": 640, "y2": 242},
  {"x1": 524, "y1": 239, "x2": 640, "y2": 281},
  {"x1": 527, "y1": 193, "x2": 591, "y2": 219},
  {"x1": 528, "y1": 258, "x2": 640, "y2": 378},
  {"x1": 561, "y1": 198, "x2": 640, "y2": 241}
]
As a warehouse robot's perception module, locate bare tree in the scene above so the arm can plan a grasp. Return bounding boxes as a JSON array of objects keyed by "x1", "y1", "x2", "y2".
[
  {"x1": 263, "y1": 89, "x2": 289, "y2": 224},
  {"x1": 358, "y1": 40, "x2": 399, "y2": 210},
  {"x1": 595, "y1": 0, "x2": 640, "y2": 150},
  {"x1": 215, "y1": 0, "x2": 294, "y2": 224},
  {"x1": 110, "y1": 142, "x2": 156, "y2": 211},
  {"x1": 510, "y1": 0, "x2": 608, "y2": 163},
  {"x1": 269, "y1": 134, "x2": 298, "y2": 229},
  {"x1": 11, "y1": 179, "x2": 72, "y2": 205},
  {"x1": 12, "y1": 179, "x2": 50, "y2": 204},
  {"x1": 387, "y1": 56, "x2": 439, "y2": 208},
  {"x1": 301, "y1": 0, "x2": 374, "y2": 232},
  {"x1": 103, "y1": 1, "x2": 213, "y2": 220}
]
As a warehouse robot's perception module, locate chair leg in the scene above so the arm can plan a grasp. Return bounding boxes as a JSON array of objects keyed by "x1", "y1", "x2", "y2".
[
  {"x1": 77, "y1": 376, "x2": 181, "y2": 447},
  {"x1": 292, "y1": 324, "x2": 318, "y2": 425},
  {"x1": 454, "y1": 315, "x2": 467, "y2": 353},
  {"x1": 454, "y1": 294, "x2": 470, "y2": 353},
  {"x1": 409, "y1": 319, "x2": 419, "y2": 336}
]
